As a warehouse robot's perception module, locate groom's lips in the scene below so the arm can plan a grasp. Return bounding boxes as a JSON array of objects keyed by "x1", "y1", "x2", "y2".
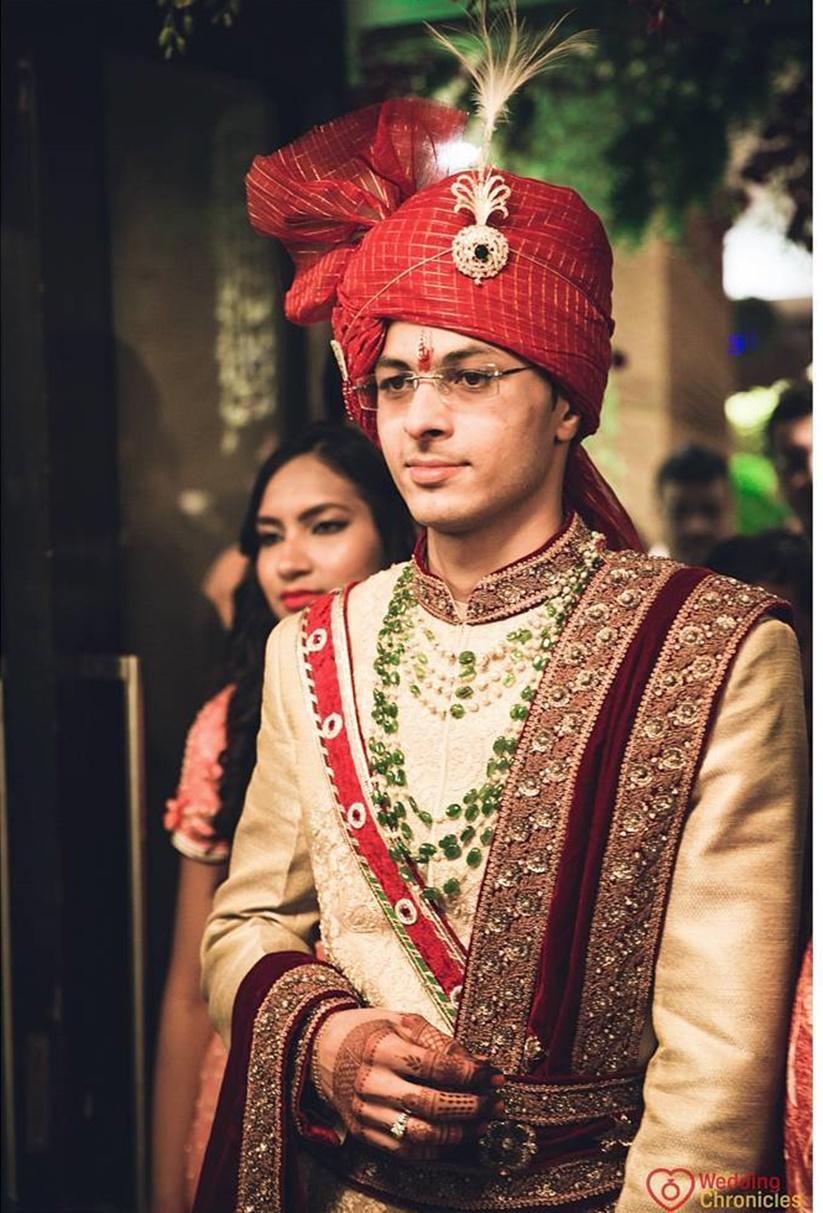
[{"x1": 406, "y1": 461, "x2": 467, "y2": 485}]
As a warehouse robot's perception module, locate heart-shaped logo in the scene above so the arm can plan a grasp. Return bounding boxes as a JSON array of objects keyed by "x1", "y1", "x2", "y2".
[{"x1": 646, "y1": 1169, "x2": 696, "y2": 1211}]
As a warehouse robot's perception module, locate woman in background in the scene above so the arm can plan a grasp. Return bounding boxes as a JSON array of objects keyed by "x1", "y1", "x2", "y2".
[
  {"x1": 784, "y1": 941, "x2": 812, "y2": 1210},
  {"x1": 150, "y1": 423, "x2": 415, "y2": 1213}
]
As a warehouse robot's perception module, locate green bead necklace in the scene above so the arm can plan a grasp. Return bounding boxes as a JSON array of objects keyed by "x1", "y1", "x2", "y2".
[
  {"x1": 368, "y1": 536, "x2": 603, "y2": 905},
  {"x1": 402, "y1": 597, "x2": 562, "y2": 721}
]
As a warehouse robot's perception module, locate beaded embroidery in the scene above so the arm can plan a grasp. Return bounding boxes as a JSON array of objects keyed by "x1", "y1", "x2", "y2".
[
  {"x1": 337, "y1": 1144, "x2": 623, "y2": 1210},
  {"x1": 571, "y1": 575, "x2": 782, "y2": 1072},
  {"x1": 236, "y1": 965, "x2": 358, "y2": 1213}
]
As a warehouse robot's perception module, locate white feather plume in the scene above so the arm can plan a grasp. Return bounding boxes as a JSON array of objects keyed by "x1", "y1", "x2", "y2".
[{"x1": 427, "y1": 2, "x2": 594, "y2": 164}]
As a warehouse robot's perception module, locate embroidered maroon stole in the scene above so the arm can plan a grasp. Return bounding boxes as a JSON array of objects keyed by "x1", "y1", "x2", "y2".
[
  {"x1": 456, "y1": 559, "x2": 788, "y2": 1082},
  {"x1": 193, "y1": 954, "x2": 359, "y2": 1213}
]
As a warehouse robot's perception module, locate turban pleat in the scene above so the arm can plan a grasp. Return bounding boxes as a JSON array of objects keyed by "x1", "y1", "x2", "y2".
[{"x1": 247, "y1": 99, "x2": 467, "y2": 324}]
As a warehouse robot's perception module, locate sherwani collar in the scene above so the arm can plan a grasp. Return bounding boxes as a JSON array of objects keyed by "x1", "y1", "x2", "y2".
[{"x1": 411, "y1": 512, "x2": 592, "y2": 625}]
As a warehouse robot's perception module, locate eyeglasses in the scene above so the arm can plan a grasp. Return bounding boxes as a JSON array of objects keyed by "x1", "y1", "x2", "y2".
[{"x1": 352, "y1": 364, "x2": 534, "y2": 412}]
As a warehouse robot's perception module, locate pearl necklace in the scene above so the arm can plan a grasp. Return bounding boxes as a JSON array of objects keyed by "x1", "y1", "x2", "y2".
[
  {"x1": 403, "y1": 597, "x2": 558, "y2": 720},
  {"x1": 368, "y1": 534, "x2": 604, "y2": 904}
]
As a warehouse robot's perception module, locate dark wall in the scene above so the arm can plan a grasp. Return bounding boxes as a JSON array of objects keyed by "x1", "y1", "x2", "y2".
[{"x1": 1, "y1": 3, "x2": 346, "y2": 1210}]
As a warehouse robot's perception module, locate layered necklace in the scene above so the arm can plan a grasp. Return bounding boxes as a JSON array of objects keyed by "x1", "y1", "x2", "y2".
[{"x1": 368, "y1": 533, "x2": 604, "y2": 905}]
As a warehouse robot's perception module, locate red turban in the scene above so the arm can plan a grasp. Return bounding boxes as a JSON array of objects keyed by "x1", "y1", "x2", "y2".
[{"x1": 247, "y1": 98, "x2": 641, "y2": 550}]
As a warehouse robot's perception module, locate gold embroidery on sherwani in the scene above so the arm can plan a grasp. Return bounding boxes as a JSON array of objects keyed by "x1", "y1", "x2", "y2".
[
  {"x1": 413, "y1": 514, "x2": 593, "y2": 625},
  {"x1": 284, "y1": 537, "x2": 660, "y2": 1211},
  {"x1": 456, "y1": 549, "x2": 678, "y2": 1074},
  {"x1": 572, "y1": 576, "x2": 781, "y2": 1073},
  {"x1": 236, "y1": 965, "x2": 357, "y2": 1213},
  {"x1": 302, "y1": 1152, "x2": 621, "y2": 1213},
  {"x1": 500, "y1": 1071, "x2": 643, "y2": 1125},
  {"x1": 337, "y1": 1142, "x2": 624, "y2": 1209}
]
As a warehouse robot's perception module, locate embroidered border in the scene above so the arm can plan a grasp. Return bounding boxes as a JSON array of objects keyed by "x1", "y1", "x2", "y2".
[
  {"x1": 413, "y1": 515, "x2": 590, "y2": 625},
  {"x1": 457, "y1": 550, "x2": 678, "y2": 1072},
  {"x1": 299, "y1": 591, "x2": 466, "y2": 1026},
  {"x1": 340, "y1": 1147, "x2": 625, "y2": 1210},
  {"x1": 289, "y1": 1000, "x2": 346, "y2": 1132},
  {"x1": 572, "y1": 576, "x2": 781, "y2": 1072},
  {"x1": 236, "y1": 965, "x2": 358, "y2": 1213},
  {"x1": 501, "y1": 1072, "x2": 643, "y2": 1127}
]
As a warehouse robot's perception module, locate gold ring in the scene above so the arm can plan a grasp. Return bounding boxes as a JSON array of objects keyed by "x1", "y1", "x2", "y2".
[{"x1": 389, "y1": 1110, "x2": 410, "y2": 1141}]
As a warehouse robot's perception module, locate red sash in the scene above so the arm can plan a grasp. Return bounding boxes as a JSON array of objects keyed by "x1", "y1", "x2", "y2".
[{"x1": 301, "y1": 587, "x2": 466, "y2": 1023}]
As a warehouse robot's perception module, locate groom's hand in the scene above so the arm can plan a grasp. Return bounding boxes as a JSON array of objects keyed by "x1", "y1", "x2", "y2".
[{"x1": 311, "y1": 1008, "x2": 504, "y2": 1160}]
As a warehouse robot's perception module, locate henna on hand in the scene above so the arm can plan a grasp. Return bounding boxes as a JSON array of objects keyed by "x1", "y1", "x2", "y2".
[
  {"x1": 400, "y1": 1086, "x2": 490, "y2": 1123},
  {"x1": 405, "y1": 1118, "x2": 463, "y2": 1147},
  {"x1": 315, "y1": 1008, "x2": 500, "y2": 1163},
  {"x1": 401, "y1": 1051, "x2": 422, "y2": 1075},
  {"x1": 395, "y1": 1015, "x2": 494, "y2": 1091},
  {"x1": 357, "y1": 1103, "x2": 472, "y2": 1155},
  {"x1": 397, "y1": 1014, "x2": 456, "y2": 1053},
  {"x1": 330, "y1": 1018, "x2": 396, "y2": 1132},
  {"x1": 398, "y1": 1047, "x2": 470, "y2": 1088}
]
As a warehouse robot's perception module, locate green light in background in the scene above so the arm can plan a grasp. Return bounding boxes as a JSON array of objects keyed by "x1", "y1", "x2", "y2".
[
  {"x1": 724, "y1": 381, "x2": 795, "y2": 532},
  {"x1": 729, "y1": 451, "x2": 790, "y2": 535},
  {"x1": 724, "y1": 381, "x2": 790, "y2": 439},
  {"x1": 347, "y1": 0, "x2": 548, "y2": 32}
]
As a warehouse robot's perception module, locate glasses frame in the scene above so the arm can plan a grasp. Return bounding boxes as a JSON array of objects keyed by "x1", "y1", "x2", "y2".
[{"x1": 353, "y1": 363, "x2": 534, "y2": 413}]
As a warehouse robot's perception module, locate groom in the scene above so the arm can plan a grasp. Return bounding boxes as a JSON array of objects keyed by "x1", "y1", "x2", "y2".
[{"x1": 195, "y1": 99, "x2": 806, "y2": 1213}]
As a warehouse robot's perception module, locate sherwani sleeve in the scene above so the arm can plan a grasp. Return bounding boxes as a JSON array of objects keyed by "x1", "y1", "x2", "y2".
[
  {"x1": 201, "y1": 617, "x2": 322, "y2": 1045},
  {"x1": 617, "y1": 618, "x2": 807, "y2": 1211}
]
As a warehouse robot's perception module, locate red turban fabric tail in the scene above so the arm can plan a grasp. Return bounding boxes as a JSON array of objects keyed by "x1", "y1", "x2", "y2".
[{"x1": 565, "y1": 446, "x2": 644, "y2": 552}]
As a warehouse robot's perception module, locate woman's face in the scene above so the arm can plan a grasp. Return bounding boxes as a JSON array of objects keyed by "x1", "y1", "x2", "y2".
[{"x1": 255, "y1": 452, "x2": 385, "y2": 616}]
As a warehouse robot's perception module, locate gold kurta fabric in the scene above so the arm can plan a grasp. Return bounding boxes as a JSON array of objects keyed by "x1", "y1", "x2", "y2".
[{"x1": 202, "y1": 555, "x2": 807, "y2": 1213}]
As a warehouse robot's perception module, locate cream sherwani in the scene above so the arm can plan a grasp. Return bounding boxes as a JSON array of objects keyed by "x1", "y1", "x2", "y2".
[{"x1": 203, "y1": 539, "x2": 806, "y2": 1213}]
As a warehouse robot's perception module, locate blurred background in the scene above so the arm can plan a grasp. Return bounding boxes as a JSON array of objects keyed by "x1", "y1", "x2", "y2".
[{"x1": 1, "y1": 1, "x2": 811, "y2": 1210}]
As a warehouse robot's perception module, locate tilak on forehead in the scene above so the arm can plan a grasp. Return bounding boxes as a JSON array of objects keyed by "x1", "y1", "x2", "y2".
[
  {"x1": 417, "y1": 329, "x2": 434, "y2": 371},
  {"x1": 246, "y1": 4, "x2": 641, "y2": 552}
]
